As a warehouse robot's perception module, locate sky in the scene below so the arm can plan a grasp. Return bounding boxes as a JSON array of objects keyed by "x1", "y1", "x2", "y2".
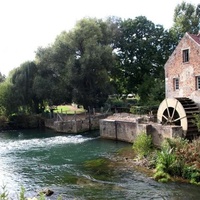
[{"x1": 0, "y1": 0, "x2": 199, "y2": 76}]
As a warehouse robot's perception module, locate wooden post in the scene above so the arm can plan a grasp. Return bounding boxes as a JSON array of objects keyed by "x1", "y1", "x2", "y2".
[
  {"x1": 88, "y1": 106, "x2": 91, "y2": 130},
  {"x1": 74, "y1": 111, "x2": 76, "y2": 121}
]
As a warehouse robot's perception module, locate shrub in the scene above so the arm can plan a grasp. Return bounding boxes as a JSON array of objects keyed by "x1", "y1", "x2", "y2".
[{"x1": 132, "y1": 132, "x2": 153, "y2": 159}]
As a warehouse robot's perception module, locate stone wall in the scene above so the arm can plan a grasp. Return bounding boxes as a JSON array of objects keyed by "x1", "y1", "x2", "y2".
[
  {"x1": 45, "y1": 114, "x2": 109, "y2": 133},
  {"x1": 100, "y1": 119, "x2": 183, "y2": 147}
]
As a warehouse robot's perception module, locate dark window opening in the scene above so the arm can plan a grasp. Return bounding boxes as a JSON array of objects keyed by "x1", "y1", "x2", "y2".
[
  {"x1": 183, "y1": 49, "x2": 189, "y2": 62},
  {"x1": 174, "y1": 78, "x2": 179, "y2": 90},
  {"x1": 196, "y1": 76, "x2": 200, "y2": 90}
]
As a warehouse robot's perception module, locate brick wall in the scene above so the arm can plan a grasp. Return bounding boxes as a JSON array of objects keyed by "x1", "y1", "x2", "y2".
[{"x1": 165, "y1": 33, "x2": 200, "y2": 106}]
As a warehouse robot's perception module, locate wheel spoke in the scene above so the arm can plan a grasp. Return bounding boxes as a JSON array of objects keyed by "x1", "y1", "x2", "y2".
[
  {"x1": 171, "y1": 100, "x2": 178, "y2": 120},
  {"x1": 172, "y1": 115, "x2": 187, "y2": 122},
  {"x1": 165, "y1": 99, "x2": 171, "y2": 118},
  {"x1": 162, "y1": 114, "x2": 168, "y2": 121}
]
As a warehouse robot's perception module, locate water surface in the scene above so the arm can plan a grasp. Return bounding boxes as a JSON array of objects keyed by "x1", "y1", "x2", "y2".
[{"x1": 0, "y1": 129, "x2": 200, "y2": 199}]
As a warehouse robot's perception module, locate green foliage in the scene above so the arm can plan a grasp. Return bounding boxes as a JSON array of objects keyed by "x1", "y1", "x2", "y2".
[
  {"x1": 106, "y1": 98, "x2": 125, "y2": 108},
  {"x1": 130, "y1": 105, "x2": 158, "y2": 115},
  {"x1": 114, "y1": 16, "x2": 172, "y2": 101},
  {"x1": 0, "y1": 81, "x2": 18, "y2": 116},
  {"x1": 152, "y1": 137, "x2": 200, "y2": 184},
  {"x1": 154, "y1": 140, "x2": 176, "y2": 182},
  {"x1": 183, "y1": 166, "x2": 200, "y2": 185},
  {"x1": 171, "y1": 2, "x2": 200, "y2": 40},
  {"x1": 68, "y1": 18, "x2": 115, "y2": 108},
  {"x1": 19, "y1": 186, "x2": 26, "y2": 200},
  {"x1": 132, "y1": 132, "x2": 153, "y2": 158},
  {"x1": 156, "y1": 141, "x2": 176, "y2": 174},
  {"x1": 192, "y1": 113, "x2": 200, "y2": 131},
  {"x1": 153, "y1": 170, "x2": 171, "y2": 183},
  {"x1": 11, "y1": 61, "x2": 42, "y2": 114}
]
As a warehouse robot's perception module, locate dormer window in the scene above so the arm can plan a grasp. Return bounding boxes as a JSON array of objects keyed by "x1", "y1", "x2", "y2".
[{"x1": 182, "y1": 49, "x2": 189, "y2": 62}]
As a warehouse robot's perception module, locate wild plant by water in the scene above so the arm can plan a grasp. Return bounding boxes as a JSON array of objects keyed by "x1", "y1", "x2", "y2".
[
  {"x1": 0, "y1": 185, "x2": 9, "y2": 200},
  {"x1": 0, "y1": 186, "x2": 62, "y2": 200},
  {"x1": 132, "y1": 132, "x2": 153, "y2": 159},
  {"x1": 153, "y1": 140, "x2": 176, "y2": 182}
]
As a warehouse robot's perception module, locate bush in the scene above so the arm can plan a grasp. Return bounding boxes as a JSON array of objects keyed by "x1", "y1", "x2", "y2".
[{"x1": 132, "y1": 132, "x2": 153, "y2": 159}]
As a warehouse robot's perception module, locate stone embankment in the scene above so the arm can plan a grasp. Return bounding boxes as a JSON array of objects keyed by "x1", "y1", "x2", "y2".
[
  {"x1": 100, "y1": 113, "x2": 183, "y2": 146},
  {"x1": 45, "y1": 112, "x2": 183, "y2": 147},
  {"x1": 45, "y1": 113, "x2": 110, "y2": 133}
]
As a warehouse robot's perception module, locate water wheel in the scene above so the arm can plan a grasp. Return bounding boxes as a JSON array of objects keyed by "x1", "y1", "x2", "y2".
[{"x1": 157, "y1": 97, "x2": 200, "y2": 139}]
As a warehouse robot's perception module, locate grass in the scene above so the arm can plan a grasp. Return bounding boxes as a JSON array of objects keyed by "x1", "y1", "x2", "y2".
[{"x1": 47, "y1": 104, "x2": 85, "y2": 114}]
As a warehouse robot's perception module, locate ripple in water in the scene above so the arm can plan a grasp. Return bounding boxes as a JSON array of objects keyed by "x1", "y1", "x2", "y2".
[{"x1": 0, "y1": 134, "x2": 93, "y2": 154}]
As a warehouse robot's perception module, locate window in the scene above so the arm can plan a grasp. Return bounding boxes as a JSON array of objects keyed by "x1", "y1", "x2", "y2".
[
  {"x1": 182, "y1": 49, "x2": 189, "y2": 63},
  {"x1": 196, "y1": 76, "x2": 200, "y2": 90},
  {"x1": 174, "y1": 78, "x2": 179, "y2": 90}
]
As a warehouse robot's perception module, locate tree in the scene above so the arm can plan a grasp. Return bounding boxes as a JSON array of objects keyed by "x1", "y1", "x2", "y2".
[
  {"x1": 11, "y1": 61, "x2": 41, "y2": 113},
  {"x1": 67, "y1": 18, "x2": 115, "y2": 108},
  {"x1": 171, "y1": 1, "x2": 200, "y2": 40},
  {"x1": 35, "y1": 38, "x2": 73, "y2": 106},
  {"x1": 0, "y1": 81, "x2": 17, "y2": 116},
  {"x1": 115, "y1": 16, "x2": 171, "y2": 104}
]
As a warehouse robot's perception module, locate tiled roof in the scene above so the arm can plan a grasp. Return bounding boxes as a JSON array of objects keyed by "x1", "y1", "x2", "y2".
[{"x1": 188, "y1": 32, "x2": 200, "y2": 45}]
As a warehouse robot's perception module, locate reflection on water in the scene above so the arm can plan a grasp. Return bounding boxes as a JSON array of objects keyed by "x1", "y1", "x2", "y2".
[{"x1": 0, "y1": 129, "x2": 200, "y2": 199}]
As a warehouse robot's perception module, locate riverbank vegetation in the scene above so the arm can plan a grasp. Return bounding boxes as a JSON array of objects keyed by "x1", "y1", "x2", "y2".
[{"x1": 132, "y1": 132, "x2": 200, "y2": 185}]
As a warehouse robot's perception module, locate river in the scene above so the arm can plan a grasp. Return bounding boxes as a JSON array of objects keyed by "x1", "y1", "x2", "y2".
[{"x1": 0, "y1": 129, "x2": 200, "y2": 199}]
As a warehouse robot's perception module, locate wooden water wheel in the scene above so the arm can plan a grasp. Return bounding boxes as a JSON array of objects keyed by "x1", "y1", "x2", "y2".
[{"x1": 157, "y1": 97, "x2": 200, "y2": 139}]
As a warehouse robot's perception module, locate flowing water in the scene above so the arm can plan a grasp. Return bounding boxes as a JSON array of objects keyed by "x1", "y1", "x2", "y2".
[{"x1": 0, "y1": 129, "x2": 200, "y2": 200}]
